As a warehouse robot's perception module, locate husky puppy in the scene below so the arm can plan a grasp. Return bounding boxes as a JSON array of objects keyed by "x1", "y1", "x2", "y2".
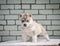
[{"x1": 19, "y1": 13, "x2": 50, "y2": 42}]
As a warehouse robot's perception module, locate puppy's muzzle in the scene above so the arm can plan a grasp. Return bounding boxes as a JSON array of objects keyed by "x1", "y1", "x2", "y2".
[{"x1": 24, "y1": 24, "x2": 26, "y2": 27}]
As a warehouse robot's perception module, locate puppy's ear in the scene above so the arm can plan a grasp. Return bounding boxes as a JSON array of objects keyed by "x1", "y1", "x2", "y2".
[
  {"x1": 29, "y1": 14, "x2": 32, "y2": 17},
  {"x1": 20, "y1": 14, "x2": 22, "y2": 17}
]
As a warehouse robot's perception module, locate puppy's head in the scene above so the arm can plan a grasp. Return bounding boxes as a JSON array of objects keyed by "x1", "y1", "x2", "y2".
[{"x1": 19, "y1": 13, "x2": 33, "y2": 27}]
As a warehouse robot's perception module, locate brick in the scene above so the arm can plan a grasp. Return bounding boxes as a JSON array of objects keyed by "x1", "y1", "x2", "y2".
[
  {"x1": 50, "y1": 36, "x2": 60, "y2": 39},
  {"x1": 0, "y1": 26, "x2": 3, "y2": 30},
  {"x1": 32, "y1": 15, "x2": 46, "y2": 19},
  {"x1": 22, "y1": 5, "x2": 30, "y2": 9},
  {"x1": 36, "y1": 0, "x2": 49, "y2": 4},
  {"x1": 47, "y1": 31, "x2": 52, "y2": 35},
  {"x1": 2, "y1": 36, "x2": 16, "y2": 41},
  {"x1": 37, "y1": 20, "x2": 51, "y2": 25},
  {"x1": 10, "y1": 31, "x2": 22, "y2": 35},
  {"x1": 0, "y1": 20, "x2": 6, "y2": 25},
  {"x1": 0, "y1": 37, "x2": 1, "y2": 41},
  {"x1": 39, "y1": 10, "x2": 52, "y2": 14},
  {"x1": 18, "y1": 26, "x2": 22, "y2": 31},
  {"x1": 0, "y1": 15, "x2": 4, "y2": 20},
  {"x1": 1, "y1": 5, "x2": 14, "y2": 9},
  {"x1": 0, "y1": 31, "x2": 9, "y2": 36},
  {"x1": 47, "y1": 15, "x2": 60, "y2": 19},
  {"x1": 46, "y1": 4, "x2": 59, "y2": 9},
  {"x1": 17, "y1": 36, "x2": 22, "y2": 40},
  {"x1": 15, "y1": 5, "x2": 21, "y2": 9},
  {"x1": 53, "y1": 10, "x2": 60, "y2": 14},
  {"x1": 16, "y1": 20, "x2": 21, "y2": 25},
  {"x1": 52, "y1": 20, "x2": 60, "y2": 25},
  {"x1": 54, "y1": 31, "x2": 60, "y2": 35},
  {"x1": 5, "y1": 15, "x2": 18, "y2": 19},
  {"x1": 7, "y1": 0, "x2": 21, "y2": 4},
  {"x1": 31, "y1": 5, "x2": 45, "y2": 9},
  {"x1": 10, "y1": 10, "x2": 23, "y2": 14},
  {"x1": 51, "y1": 0, "x2": 60, "y2": 3},
  {"x1": 7, "y1": 20, "x2": 15, "y2": 25},
  {"x1": 22, "y1": 0, "x2": 35, "y2": 4},
  {"x1": 43, "y1": 26, "x2": 46, "y2": 29},
  {"x1": 4, "y1": 26, "x2": 17, "y2": 30},
  {"x1": 0, "y1": 10, "x2": 9, "y2": 14},
  {"x1": 47, "y1": 26, "x2": 60, "y2": 30},
  {"x1": 0, "y1": 0, "x2": 6, "y2": 4},
  {"x1": 25, "y1": 10, "x2": 38, "y2": 14}
]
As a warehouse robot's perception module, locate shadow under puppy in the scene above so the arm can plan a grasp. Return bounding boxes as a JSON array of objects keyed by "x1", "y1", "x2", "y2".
[{"x1": 19, "y1": 13, "x2": 50, "y2": 42}]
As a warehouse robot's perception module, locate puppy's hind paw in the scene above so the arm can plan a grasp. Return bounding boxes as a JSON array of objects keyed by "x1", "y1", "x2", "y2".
[{"x1": 46, "y1": 38, "x2": 50, "y2": 41}]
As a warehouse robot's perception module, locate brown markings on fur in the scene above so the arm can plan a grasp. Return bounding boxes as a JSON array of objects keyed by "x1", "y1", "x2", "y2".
[{"x1": 23, "y1": 14, "x2": 32, "y2": 21}]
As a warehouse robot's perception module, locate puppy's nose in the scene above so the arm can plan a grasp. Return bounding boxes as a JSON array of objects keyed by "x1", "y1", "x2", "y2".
[{"x1": 24, "y1": 24, "x2": 26, "y2": 27}]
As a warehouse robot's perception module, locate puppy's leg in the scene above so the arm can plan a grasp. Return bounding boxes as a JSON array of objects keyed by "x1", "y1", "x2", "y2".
[
  {"x1": 22, "y1": 34, "x2": 27, "y2": 42},
  {"x1": 42, "y1": 27, "x2": 50, "y2": 41},
  {"x1": 43, "y1": 34, "x2": 50, "y2": 41},
  {"x1": 32, "y1": 35, "x2": 37, "y2": 42}
]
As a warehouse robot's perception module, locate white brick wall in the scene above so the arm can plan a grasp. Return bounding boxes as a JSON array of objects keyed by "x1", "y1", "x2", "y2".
[
  {"x1": 0, "y1": 26, "x2": 3, "y2": 30},
  {"x1": 5, "y1": 15, "x2": 18, "y2": 19},
  {"x1": 54, "y1": 31, "x2": 60, "y2": 35},
  {"x1": 51, "y1": 0, "x2": 60, "y2": 3},
  {"x1": 0, "y1": 10, "x2": 9, "y2": 14},
  {"x1": 10, "y1": 31, "x2": 22, "y2": 35},
  {"x1": 0, "y1": 15, "x2": 4, "y2": 20},
  {"x1": 53, "y1": 10, "x2": 60, "y2": 14},
  {"x1": 15, "y1": 5, "x2": 21, "y2": 9},
  {"x1": 0, "y1": 20, "x2": 6, "y2": 25},
  {"x1": 18, "y1": 26, "x2": 22, "y2": 31},
  {"x1": 1, "y1": 5, "x2": 14, "y2": 9},
  {"x1": 32, "y1": 15, "x2": 46, "y2": 19},
  {"x1": 0, "y1": 31, "x2": 9, "y2": 35},
  {"x1": 47, "y1": 15, "x2": 60, "y2": 19},
  {"x1": 0, "y1": 0, "x2": 60, "y2": 42},
  {"x1": 22, "y1": 0, "x2": 35, "y2": 3},
  {"x1": 0, "y1": 0, "x2": 6, "y2": 4},
  {"x1": 47, "y1": 31, "x2": 52, "y2": 35},
  {"x1": 16, "y1": 20, "x2": 21, "y2": 25},
  {"x1": 22, "y1": 5, "x2": 30, "y2": 9},
  {"x1": 2, "y1": 36, "x2": 16, "y2": 41},
  {"x1": 25, "y1": 10, "x2": 38, "y2": 14},
  {"x1": 0, "y1": 37, "x2": 1, "y2": 42},
  {"x1": 4, "y1": 26, "x2": 17, "y2": 30},
  {"x1": 39, "y1": 10, "x2": 52, "y2": 14},
  {"x1": 7, "y1": 20, "x2": 15, "y2": 25},
  {"x1": 37, "y1": 20, "x2": 51, "y2": 25},
  {"x1": 10, "y1": 10, "x2": 23, "y2": 14},
  {"x1": 47, "y1": 26, "x2": 60, "y2": 30},
  {"x1": 52, "y1": 20, "x2": 60, "y2": 25},
  {"x1": 46, "y1": 4, "x2": 59, "y2": 9},
  {"x1": 31, "y1": 5, "x2": 45, "y2": 9},
  {"x1": 36, "y1": 0, "x2": 49, "y2": 4},
  {"x1": 17, "y1": 36, "x2": 22, "y2": 40},
  {"x1": 7, "y1": 0, "x2": 21, "y2": 4}
]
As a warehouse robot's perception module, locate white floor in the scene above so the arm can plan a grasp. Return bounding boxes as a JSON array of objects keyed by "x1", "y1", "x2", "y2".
[{"x1": 0, "y1": 39, "x2": 60, "y2": 46}]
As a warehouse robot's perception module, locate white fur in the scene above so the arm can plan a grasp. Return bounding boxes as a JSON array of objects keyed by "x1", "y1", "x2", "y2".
[{"x1": 20, "y1": 14, "x2": 50, "y2": 42}]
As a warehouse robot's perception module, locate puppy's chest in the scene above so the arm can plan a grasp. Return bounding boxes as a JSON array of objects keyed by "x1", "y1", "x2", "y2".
[{"x1": 24, "y1": 27, "x2": 36, "y2": 36}]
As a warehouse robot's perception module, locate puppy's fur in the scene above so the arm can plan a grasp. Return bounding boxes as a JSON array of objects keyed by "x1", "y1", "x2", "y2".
[{"x1": 20, "y1": 13, "x2": 50, "y2": 42}]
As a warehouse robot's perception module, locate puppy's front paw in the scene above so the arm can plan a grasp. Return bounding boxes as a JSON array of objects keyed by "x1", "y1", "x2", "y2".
[{"x1": 32, "y1": 36, "x2": 37, "y2": 42}]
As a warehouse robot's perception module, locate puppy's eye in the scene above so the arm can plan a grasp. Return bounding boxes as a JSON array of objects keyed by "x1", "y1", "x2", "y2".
[
  {"x1": 27, "y1": 20, "x2": 29, "y2": 22},
  {"x1": 22, "y1": 20, "x2": 24, "y2": 23}
]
